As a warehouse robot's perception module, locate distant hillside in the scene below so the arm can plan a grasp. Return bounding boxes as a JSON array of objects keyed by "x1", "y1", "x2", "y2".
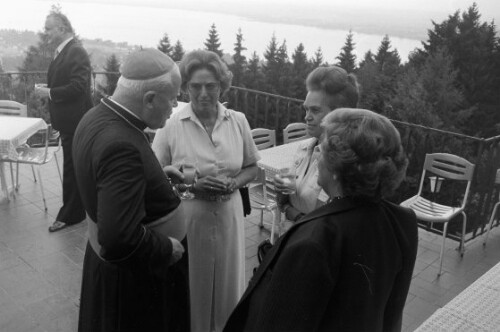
[{"x1": 0, "y1": 29, "x2": 139, "y2": 72}]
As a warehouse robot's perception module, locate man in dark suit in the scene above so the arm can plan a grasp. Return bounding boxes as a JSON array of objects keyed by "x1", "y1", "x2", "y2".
[{"x1": 35, "y1": 10, "x2": 92, "y2": 232}]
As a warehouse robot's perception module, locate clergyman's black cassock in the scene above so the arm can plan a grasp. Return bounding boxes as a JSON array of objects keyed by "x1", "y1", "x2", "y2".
[{"x1": 73, "y1": 98, "x2": 189, "y2": 332}]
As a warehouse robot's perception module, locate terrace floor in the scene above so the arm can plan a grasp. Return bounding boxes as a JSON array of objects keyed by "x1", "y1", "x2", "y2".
[{"x1": 1, "y1": 151, "x2": 500, "y2": 331}]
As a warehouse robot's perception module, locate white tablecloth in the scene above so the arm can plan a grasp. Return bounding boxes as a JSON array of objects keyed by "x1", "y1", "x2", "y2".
[
  {"x1": 0, "y1": 116, "x2": 47, "y2": 203},
  {"x1": 0, "y1": 116, "x2": 48, "y2": 160},
  {"x1": 257, "y1": 140, "x2": 303, "y2": 178},
  {"x1": 415, "y1": 262, "x2": 500, "y2": 331}
]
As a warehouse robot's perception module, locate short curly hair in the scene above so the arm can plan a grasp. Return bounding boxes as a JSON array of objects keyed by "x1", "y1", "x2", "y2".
[
  {"x1": 306, "y1": 66, "x2": 359, "y2": 109},
  {"x1": 178, "y1": 49, "x2": 233, "y2": 95},
  {"x1": 320, "y1": 108, "x2": 408, "y2": 199}
]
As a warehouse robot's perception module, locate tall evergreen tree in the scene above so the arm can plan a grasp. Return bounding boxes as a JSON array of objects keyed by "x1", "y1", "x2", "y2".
[
  {"x1": 374, "y1": 35, "x2": 394, "y2": 71},
  {"x1": 230, "y1": 28, "x2": 247, "y2": 87},
  {"x1": 275, "y1": 40, "x2": 292, "y2": 95},
  {"x1": 310, "y1": 47, "x2": 324, "y2": 68},
  {"x1": 204, "y1": 23, "x2": 223, "y2": 57},
  {"x1": 157, "y1": 33, "x2": 173, "y2": 57},
  {"x1": 358, "y1": 50, "x2": 375, "y2": 69},
  {"x1": 291, "y1": 43, "x2": 310, "y2": 98},
  {"x1": 243, "y1": 51, "x2": 264, "y2": 90},
  {"x1": 419, "y1": 3, "x2": 500, "y2": 135},
  {"x1": 262, "y1": 34, "x2": 279, "y2": 93},
  {"x1": 389, "y1": 48, "x2": 466, "y2": 129},
  {"x1": 103, "y1": 54, "x2": 120, "y2": 95},
  {"x1": 336, "y1": 30, "x2": 357, "y2": 72},
  {"x1": 172, "y1": 40, "x2": 185, "y2": 62}
]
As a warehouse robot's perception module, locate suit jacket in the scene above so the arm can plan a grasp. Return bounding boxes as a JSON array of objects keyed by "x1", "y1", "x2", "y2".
[
  {"x1": 48, "y1": 38, "x2": 92, "y2": 134},
  {"x1": 224, "y1": 197, "x2": 418, "y2": 332}
]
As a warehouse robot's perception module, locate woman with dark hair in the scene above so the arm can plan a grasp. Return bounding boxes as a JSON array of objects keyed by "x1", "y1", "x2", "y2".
[
  {"x1": 276, "y1": 65, "x2": 359, "y2": 227},
  {"x1": 152, "y1": 50, "x2": 260, "y2": 332},
  {"x1": 224, "y1": 108, "x2": 418, "y2": 332}
]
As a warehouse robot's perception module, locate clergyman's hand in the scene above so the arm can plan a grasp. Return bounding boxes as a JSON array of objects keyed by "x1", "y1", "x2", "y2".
[
  {"x1": 168, "y1": 237, "x2": 184, "y2": 266},
  {"x1": 163, "y1": 165, "x2": 184, "y2": 183}
]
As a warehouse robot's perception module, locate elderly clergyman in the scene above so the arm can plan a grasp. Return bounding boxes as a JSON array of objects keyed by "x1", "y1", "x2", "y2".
[{"x1": 73, "y1": 48, "x2": 189, "y2": 332}]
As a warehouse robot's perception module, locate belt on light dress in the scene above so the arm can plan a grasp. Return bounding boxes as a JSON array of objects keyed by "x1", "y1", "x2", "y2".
[{"x1": 194, "y1": 191, "x2": 233, "y2": 202}]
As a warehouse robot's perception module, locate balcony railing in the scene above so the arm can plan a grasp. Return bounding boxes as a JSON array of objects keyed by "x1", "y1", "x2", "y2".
[{"x1": 2, "y1": 71, "x2": 500, "y2": 243}]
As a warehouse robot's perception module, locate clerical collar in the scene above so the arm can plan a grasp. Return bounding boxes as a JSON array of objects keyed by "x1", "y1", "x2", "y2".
[{"x1": 102, "y1": 97, "x2": 147, "y2": 131}]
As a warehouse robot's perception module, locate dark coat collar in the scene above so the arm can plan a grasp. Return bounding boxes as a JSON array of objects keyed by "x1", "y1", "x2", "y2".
[{"x1": 240, "y1": 197, "x2": 362, "y2": 303}]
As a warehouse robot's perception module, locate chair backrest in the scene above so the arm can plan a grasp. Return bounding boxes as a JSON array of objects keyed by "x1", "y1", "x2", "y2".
[
  {"x1": 418, "y1": 153, "x2": 476, "y2": 208},
  {"x1": 254, "y1": 166, "x2": 277, "y2": 201},
  {"x1": 0, "y1": 100, "x2": 27, "y2": 117},
  {"x1": 251, "y1": 128, "x2": 276, "y2": 150},
  {"x1": 283, "y1": 122, "x2": 308, "y2": 144}
]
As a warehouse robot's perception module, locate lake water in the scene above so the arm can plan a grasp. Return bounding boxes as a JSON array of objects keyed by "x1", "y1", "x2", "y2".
[{"x1": 4, "y1": 1, "x2": 422, "y2": 63}]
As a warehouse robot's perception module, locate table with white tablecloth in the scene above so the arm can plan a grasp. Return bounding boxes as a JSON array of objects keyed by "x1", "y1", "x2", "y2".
[
  {"x1": 0, "y1": 116, "x2": 47, "y2": 203},
  {"x1": 415, "y1": 262, "x2": 500, "y2": 331},
  {"x1": 257, "y1": 140, "x2": 302, "y2": 179}
]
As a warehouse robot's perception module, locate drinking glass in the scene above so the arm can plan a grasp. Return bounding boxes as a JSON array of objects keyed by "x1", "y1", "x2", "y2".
[
  {"x1": 216, "y1": 160, "x2": 231, "y2": 189},
  {"x1": 180, "y1": 158, "x2": 197, "y2": 199},
  {"x1": 276, "y1": 166, "x2": 296, "y2": 195}
]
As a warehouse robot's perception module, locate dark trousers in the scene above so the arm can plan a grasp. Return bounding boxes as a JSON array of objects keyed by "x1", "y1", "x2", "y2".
[{"x1": 56, "y1": 133, "x2": 86, "y2": 224}]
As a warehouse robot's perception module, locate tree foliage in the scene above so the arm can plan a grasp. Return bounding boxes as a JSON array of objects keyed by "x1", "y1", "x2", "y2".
[
  {"x1": 336, "y1": 30, "x2": 356, "y2": 73},
  {"x1": 310, "y1": 47, "x2": 324, "y2": 68},
  {"x1": 229, "y1": 28, "x2": 247, "y2": 87},
  {"x1": 418, "y1": 3, "x2": 500, "y2": 136},
  {"x1": 103, "y1": 53, "x2": 120, "y2": 95},
  {"x1": 204, "y1": 23, "x2": 223, "y2": 57},
  {"x1": 172, "y1": 40, "x2": 185, "y2": 62},
  {"x1": 157, "y1": 33, "x2": 173, "y2": 57}
]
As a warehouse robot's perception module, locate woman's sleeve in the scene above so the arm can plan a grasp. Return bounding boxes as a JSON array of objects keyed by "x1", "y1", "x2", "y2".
[
  {"x1": 235, "y1": 112, "x2": 260, "y2": 167},
  {"x1": 151, "y1": 122, "x2": 173, "y2": 167}
]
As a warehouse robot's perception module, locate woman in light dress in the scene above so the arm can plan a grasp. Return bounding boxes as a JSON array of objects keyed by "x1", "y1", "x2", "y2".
[{"x1": 152, "y1": 50, "x2": 259, "y2": 332}]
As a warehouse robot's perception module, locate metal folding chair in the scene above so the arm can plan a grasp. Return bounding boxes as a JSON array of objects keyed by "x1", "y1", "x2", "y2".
[
  {"x1": 400, "y1": 153, "x2": 475, "y2": 276},
  {"x1": 283, "y1": 122, "x2": 308, "y2": 144}
]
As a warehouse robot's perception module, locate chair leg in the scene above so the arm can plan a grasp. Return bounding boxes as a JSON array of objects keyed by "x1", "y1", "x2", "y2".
[
  {"x1": 259, "y1": 210, "x2": 264, "y2": 228},
  {"x1": 0, "y1": 163, "x2": 10, "y2": 202},
  {"x1": 37, "y1": 167, "x2": 47, "y2": 211},
  {"x1": 9, "y1": 162, "x2": 16, "y2": 198},
  {"x1": 438, "y1": 222, "x2": 448, "y2": 277},
  {"x1": 460, "y1": 212, "x2": 467, "y2": 257},
  {"x1": 15, "y1": 162, "x2": 20, "y2": 191},
  {"x1": 31, "y1": 165, "x2": 37, "y2": 183},
  {"x1": 483, "y1": 203, "x2": 499, "y2": 247},
  {"x1": 54, "y1": 153, "x2": 62, "y2": 184},
  {"x1": 270, "y1": 210, "x2": 275, "y2": 244}
]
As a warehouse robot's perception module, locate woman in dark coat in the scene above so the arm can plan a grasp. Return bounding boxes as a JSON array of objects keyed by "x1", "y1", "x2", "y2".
[{"x1": 224, "y1": 108, "x2": 418, "y2": 332}]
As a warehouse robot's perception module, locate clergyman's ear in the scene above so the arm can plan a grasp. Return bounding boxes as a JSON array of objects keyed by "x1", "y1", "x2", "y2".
[{"x1": 143, "y1": 91, "x2": 155, "y2": 108}]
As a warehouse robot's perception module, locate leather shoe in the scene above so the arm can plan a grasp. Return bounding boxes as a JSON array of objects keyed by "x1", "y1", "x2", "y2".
[{"x1": 48, "y1": 221, "x2": 68, "y2": 233}]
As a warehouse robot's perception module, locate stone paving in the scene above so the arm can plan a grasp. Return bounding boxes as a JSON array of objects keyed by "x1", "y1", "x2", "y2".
[{"x1": 1, "y1": 151, "x2": 500, "y2": 331}]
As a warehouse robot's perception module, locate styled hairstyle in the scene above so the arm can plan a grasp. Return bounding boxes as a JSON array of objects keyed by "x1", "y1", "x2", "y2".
[
  {"x1": 47, "y1": 11, "x2": 74, "y2": 34},
  {"x1": 306, "y1": 66, "x2": 359, "y2": 109},
  {"x1": 320, "y1": 108, "x2": 408, "y2": 199},
  {"x1": 178, "y1": 49, "x2": 233, "y2": 95}
]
